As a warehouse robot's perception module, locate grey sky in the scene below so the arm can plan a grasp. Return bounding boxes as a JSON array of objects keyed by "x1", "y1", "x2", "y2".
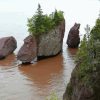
[{"x1": 0, "y1": 0, "x2": 99, "y2": 14}]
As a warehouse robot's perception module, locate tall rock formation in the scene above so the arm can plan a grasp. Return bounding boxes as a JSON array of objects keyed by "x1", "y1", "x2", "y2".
[
  {"x1": 37, "y1": 20, "x2": 65, "y2": 59},
  {"x1": 0, "y1": 36, "x2": 17, "y2": 59},
  {"x1": 67, "y1": 23, "x2": 80, "y2": 48},
  {"x1": 17, "y1": 20, "x2": 65, "y2": 63}
]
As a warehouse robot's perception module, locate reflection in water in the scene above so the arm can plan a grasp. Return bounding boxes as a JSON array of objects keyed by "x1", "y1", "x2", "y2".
[
  {"x1": 19, "y1": 54, "x2": 63, "y2": 86},
  {"x1": 0, "y1": 48, "x2": 78, "y2": 100},
  {"x1": 0, "y1": 54, "x2": 17, "y2": 69},
  {"x1": 19, "y1": 54, "x2": 64, "y2": 99},
  {"x1": 62, "y1": 44, "x2": 78, "y2": 85},
  {"x1": 67, "y1": 48, "x2": 78, "y2": 57}
]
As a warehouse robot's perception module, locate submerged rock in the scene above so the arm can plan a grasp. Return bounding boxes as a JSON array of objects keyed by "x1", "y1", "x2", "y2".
[
  {"x1": 37, "y1": 20, "x2": 65, "y2": 59},
  {"x1": 17, "y1": 35, "x2": 37, "y2": 63},
  {"x1": 67, "y1": 23, "x2": 80, "y2": 48},
  {"x1": 0, "y1": 36, "x2": 17, "y2": 59}
]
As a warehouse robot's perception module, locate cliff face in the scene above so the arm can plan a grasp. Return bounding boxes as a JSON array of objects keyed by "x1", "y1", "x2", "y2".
[
  {"x1": 63, "y1": 62, "x2": 100, "y2": 100},
  {"x1": 37, "y1": 20, "x2": 65, "y2": 58},
  {"x1": 64, "y1": 18, "x2": 100, "y2": 100}
]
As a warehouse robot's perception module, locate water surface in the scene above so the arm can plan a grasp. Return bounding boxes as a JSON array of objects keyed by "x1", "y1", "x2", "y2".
[{"x1": 0, "y1": 48, "x2": 77, "y2": 100}]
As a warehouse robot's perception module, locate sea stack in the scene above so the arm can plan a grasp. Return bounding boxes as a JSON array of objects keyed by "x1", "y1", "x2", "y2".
[
  {"x1": 17, "y1": 20, "x2": 65, "y2": 63},
  {"x1": 67, "y1": 23, "x2": 80, "y2": 48}
]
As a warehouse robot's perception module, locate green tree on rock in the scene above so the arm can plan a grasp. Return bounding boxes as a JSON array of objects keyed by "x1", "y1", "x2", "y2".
[
  {"x1": 53, "y1": 10, "x2": 64, "y2": 25},
  {"x1": 35, "y1": 4, "x2": 45, "y2": 35},
  {"x1": 27, "y1": 4, "x2": 64, "y2": 36}
]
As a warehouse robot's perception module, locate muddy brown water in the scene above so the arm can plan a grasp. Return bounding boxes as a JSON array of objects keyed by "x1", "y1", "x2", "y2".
[{"x1": 0, "y1": 46, "x2": 78, "y2": 100}]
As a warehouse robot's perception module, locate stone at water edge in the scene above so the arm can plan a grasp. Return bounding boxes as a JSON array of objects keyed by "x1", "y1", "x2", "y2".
[
  {"x1": 17, "y1": 35, "x2": 37, "y2": 63},
  {"x1": 0, "y1": 36, "x2": 17, "y2": 60},
  {"x1": 67, "y1": 23, "x2": 80, "y2": 48},
  {"x1": 63, "y1": 63, "x2": 95, "y2": 100}
]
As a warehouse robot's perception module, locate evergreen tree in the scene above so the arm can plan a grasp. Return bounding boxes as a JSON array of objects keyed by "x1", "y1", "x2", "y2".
[
  {"x1": 36, "y1": 4, "x2": 43, "y2": 17},
  {"x1": 27, "y1": 4, "x2": 64, "y2": 36},
  {"x1": 76, "y1": 16, "x2": 100, "y2": 88},
  {"x1": 35, "y1": 4, "x2": 45, "y2": 35},
  {"x1": 53, "y1": 10, "x2": 64, "y2": 25},
  {"x1": 91, "y1": 18, "x2": 100, "y2": 40}
]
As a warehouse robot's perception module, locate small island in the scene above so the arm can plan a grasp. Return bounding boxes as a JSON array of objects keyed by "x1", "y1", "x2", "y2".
[{"x1": 17, "y1": 4, "x2": 65, "y2": 63}]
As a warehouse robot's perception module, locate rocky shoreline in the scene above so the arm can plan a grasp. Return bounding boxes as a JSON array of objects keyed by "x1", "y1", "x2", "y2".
[{"x1": 0, "y1": 21, "x2": 81, "y2": 64}]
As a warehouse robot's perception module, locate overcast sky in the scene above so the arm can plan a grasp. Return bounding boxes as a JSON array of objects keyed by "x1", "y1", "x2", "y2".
[
  {"x1": 0, "y1": 0, "x2": 99, "y2": 50},
  {"x1": 0, "y1": 0, "x2": 99, "y2": 14}
]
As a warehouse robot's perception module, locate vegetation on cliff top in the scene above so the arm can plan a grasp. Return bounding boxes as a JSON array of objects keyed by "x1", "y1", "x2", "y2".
[
  {"x1": 27, "y1": 4, "x2": 64, "y2": 36},
  {"x1": 66, "y1": 16, "x2": 100, "y2": 100},
  {"x1": 76, "y1": 18, "x2": 100, "y2": 80}
]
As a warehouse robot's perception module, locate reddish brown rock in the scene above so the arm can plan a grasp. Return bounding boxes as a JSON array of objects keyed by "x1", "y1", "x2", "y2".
[
  {"x1": 17, "y1": 20, "x2": 65, "y2": 62},
  {"x1": 67, "y1": 23, "x2": 80, "y2": 48},
  {"x1": 0, "y1": 36, "x2": 17, "y2": 59},
  {"x1": 17, "y1": 35, "x2": 37, "y2": 63}
]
